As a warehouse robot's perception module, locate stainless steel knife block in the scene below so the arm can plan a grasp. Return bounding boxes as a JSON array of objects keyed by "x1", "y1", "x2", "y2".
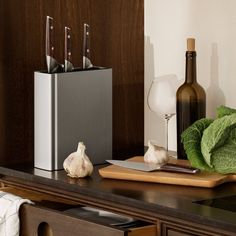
[{"x1": 34, "y1": 69, "x2": 112, "y2": 171}]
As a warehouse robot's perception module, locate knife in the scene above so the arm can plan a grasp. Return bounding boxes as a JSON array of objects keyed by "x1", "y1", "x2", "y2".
[
  {"x1": 45, "y1": 16, "x2": 63, "y2": 73},
  {"x1": 106, "y1": 160, "x2": 199, "y2": 174},
  {"x1": 82, "y1": 23, "x2": 93, "y2": 69},
  {"x1": 64, "y1": 26, "x2": 74, "y2": 72}
]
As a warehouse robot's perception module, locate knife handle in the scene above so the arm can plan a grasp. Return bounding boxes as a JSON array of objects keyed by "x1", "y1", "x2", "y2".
[
  {"x1": 161, "y1": 163, "x2": 200, "y2": 174},
  {"x1": 46, "y1": 16, "x2": 54, "y2": 58},
  {"x1": 82, "y1": 23, "x2": 93, "y2": 69},
  {"x1": 64, "y1": 27, "x2": 74, "y2": 72},
  {"x1": 65, "y1": 27, "x2": 72, "y2": 62}
]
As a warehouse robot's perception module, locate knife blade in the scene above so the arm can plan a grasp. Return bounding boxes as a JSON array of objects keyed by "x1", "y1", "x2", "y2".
[
  {"x1": 82, "y1": 23, "x2": 93, "y2": 69},
  {"x1": 106, "y1": 160, "x2": 199, "y2": 174}
]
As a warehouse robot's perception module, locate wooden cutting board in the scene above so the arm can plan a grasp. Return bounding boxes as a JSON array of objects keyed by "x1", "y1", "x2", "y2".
[{"x1": 99, "y1": 156, "x2": 236, "y2": 188}]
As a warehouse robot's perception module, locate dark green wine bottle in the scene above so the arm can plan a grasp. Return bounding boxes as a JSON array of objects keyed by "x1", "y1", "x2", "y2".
[{"x1": 176, "y1": 38, "x2": 206, "y2": 159}]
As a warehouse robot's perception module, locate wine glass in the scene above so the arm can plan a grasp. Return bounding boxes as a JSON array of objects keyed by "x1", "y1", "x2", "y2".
[{"x1": 147, "y1": 74, "x2": 178, "y2": 151}]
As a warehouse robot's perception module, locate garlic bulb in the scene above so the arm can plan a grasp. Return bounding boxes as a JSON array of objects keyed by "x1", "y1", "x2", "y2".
[
  {"x1": 63, "y1": 142, "x2": 93, "y2": 178},
  {"x1": 144, "y1": 141, "x2": 169, "y2": 165}
]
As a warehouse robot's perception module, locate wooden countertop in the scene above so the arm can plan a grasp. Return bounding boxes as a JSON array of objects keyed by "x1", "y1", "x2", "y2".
[{"x1": 0, "y1": 162, "x2": 236, "y2": 233}]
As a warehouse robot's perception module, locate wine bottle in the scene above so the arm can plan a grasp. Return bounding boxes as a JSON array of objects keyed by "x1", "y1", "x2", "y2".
[{"x1": 176, "y1": 38, "x2": 206, "y2": 159}]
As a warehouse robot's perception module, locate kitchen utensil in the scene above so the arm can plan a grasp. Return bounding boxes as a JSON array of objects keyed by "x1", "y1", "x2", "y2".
[
  {"x1": 99, "y1": 156, "x2": 236, "y2": 188},
  {"x1": 34, "y1": 68, "x2": 112, "y2": 170},
  {"x1": 64, "y1": 26, "x2": 74, "y2": 72},
  {"x1": 82, "y1": 23, "x2": 93, "y2": 69},
  {"x1": 64, "y1": 206, "x2": 146, "y2": 227},
  {"x1": 106, "y1": 160, "x2": 199, "y2": 174},
  {"x1": 46, "y1": 16, "x2": 63, "y2": 73}
]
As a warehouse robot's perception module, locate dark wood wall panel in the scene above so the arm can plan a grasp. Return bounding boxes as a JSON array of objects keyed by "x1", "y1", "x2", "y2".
[{"x1": 0, "y1": 0, "x2": 144, "y2": 165}]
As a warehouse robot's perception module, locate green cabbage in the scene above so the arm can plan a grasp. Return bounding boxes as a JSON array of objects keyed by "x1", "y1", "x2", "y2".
[
  {"x1": 201, "y1": 113, "x2": 236, "y2": 174},
  {"x1": 182, "y1": 106, "x2": 236, "y2": 174},
  {"x1": 181, "y1": 118, "x2": 213, "y2": 171}
]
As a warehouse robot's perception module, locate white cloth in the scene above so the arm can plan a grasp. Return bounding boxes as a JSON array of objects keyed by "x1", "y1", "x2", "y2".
[{"x1": 0, "y1": 191, "x2": 32, "y2": 236}]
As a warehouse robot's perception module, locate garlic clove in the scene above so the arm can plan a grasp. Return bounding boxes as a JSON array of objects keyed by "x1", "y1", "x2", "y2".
[
  {"x1": 144, "y1": 140, "x2": 169, "y2": 165},
  {"x1": 63, "y1": 142, "x2": 93, "y2": 178}
]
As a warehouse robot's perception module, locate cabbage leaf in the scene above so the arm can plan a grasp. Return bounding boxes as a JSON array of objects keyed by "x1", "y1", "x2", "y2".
[
  {"x1": 217, "y1": 105, "x2": 236, "y2": 118},
  {"x1": 181, "y1": 118, "x2": 213, "y2": 171},
  {"x1": 201, "y1": 113, "x2": 236, "y2": 171},
  {"x1": 211, "y1": 128, "x2": 236, "y2": 174}
]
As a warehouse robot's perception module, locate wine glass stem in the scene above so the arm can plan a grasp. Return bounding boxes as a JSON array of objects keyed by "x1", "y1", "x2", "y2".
[{"x1": 164, "y1": 114, "x2": 174, "y2": 152}]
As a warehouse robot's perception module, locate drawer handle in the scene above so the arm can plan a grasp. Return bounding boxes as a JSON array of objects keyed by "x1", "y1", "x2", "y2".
[{"x1": 38, "y1": 222, "x2": 53, "y2": 236}]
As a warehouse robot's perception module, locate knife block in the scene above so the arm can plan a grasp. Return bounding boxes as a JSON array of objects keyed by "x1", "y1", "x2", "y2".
[{"x1": 34, "y1": 68, "x2": 112, "y2": 171}]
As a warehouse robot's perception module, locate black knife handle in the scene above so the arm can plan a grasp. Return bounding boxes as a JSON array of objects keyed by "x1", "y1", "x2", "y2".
[
  {"x1": 65, "y1": 26, "x2": 72, "y2": 62},
  {"x1": 83, "y1": 24, "x2": 90, "y2": 58},
  {"x1": 64, "y1": 26, "x2": 74, "y2": 72},
  {"x1": 82, "y1": 23, "x2": 93, "y2": 69},
  {"x1": 46, "y1": 16, "x2": 54, "y2": 57},
  {"x1": 161, "y1": 163, "x2": 200, "y2": 174}
]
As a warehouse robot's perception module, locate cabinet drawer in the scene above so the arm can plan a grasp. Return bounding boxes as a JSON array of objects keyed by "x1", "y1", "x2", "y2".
[
  {"x1": 161, "y1": 221, "x2": 221, "y2": 236},
  {"x1": 167, "y1": 229, "x2": 193, "y2": 236},
  {"x1": 1, "y1": 186, "x2": 157, "y2": 236},
  {"x1": 20, "y1": 204, "x2": 157, "y2": 236}
]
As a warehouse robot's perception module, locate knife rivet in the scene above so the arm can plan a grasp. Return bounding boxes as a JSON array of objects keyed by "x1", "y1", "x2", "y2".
[
  {"x1": 51, "y1": 46, "x2": 54, "y2": 51},
  {"x1": 86, "y1": 32, "x2": 89, "y2": 35},
  {"x1": 50, "y1": 26, "x2": 53, "y2": 30},
  {"x1": 68, "y1": 35, "x2": 71, "y2": 39},
  {"x1": 87, "y1": 49, "x2": 90, "y2": 53}
]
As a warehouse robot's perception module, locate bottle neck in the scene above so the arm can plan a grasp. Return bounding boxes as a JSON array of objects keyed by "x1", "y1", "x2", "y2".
[{"x1": 185, "y1": 51, "x2": 197, "y2": 83}]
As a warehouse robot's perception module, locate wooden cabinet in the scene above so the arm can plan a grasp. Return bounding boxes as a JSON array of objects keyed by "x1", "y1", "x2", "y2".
[
  {"x1": 1, "y1": 185, "x2": 157, "y2": 236},
  {"x1": 20, "y1": 205, "x2": 157, "y2": 236},
  {"x1": 161, "y1": 221, "x2": 227, "y2": 236},
  {"x1": 1, "y1": 174, "x2": 236, "y2": 236}
]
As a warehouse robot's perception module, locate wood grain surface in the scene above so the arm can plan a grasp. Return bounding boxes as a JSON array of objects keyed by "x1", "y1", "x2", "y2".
[
  {"x1": 99, "y1": 156, "x2": 236, "y2": 188},
  {"x1": 0, "y1": 186, "x2": 156, "y2": 236},
  {"x1": 0, "y1": 0, "x2": 144, "y2": 165}
]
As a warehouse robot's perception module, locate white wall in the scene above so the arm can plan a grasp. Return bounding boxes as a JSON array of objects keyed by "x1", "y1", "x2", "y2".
[{"x1": 145, "y1": 0, "x2": 236, "y2": 150}]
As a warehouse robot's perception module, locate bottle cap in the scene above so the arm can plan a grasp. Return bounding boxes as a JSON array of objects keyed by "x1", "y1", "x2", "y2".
[{"x1": 187, "y1": 38, "x2": 195, "y2": 51}]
